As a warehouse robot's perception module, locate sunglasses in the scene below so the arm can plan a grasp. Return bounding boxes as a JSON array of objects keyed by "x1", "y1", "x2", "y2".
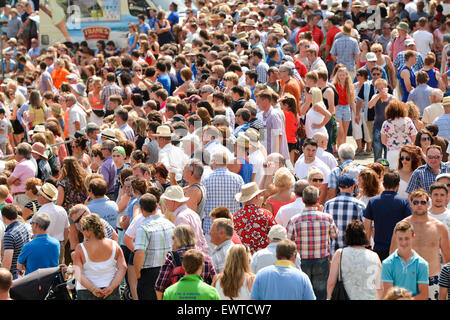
[
  {"x1": 427, "y1": 155, "x2": 441, "y2": 159},
  {"x1": 312, "y1": 178, "x2": 324, "y2": 183},
  {"x1": 400, "y1": 156, "x2": 410, "y2": 161},
  {"x1": 421, "y1": 136, "x2": 432, "y2": 141},
  {"x1": 412, "y1": 200, "x2": 427, "y2": 206},
  {"x1": 73, "y1": 210, "x2": 87, "y2": 224},
  {"x1": 135, "y1": 69, "x2": 142, "y2": 72},
  {"x1": 371, "y1": 73, "x2": 381, "y2": 76},
  {"x1": 373, "y1": 50, "x2": 382, "y2": 53}
]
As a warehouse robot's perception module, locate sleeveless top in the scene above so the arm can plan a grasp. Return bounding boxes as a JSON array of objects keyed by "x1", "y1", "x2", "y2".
[
  {"x1": 214, "y1": 274, "x2": 252, "y2": 300},
  {"x1": 424, "y1": 68, "x2": 439, "y2": 89},
  {"x1": 191, "y1": 183, "x2": 207, "y2": 220},
  {"x1": 340, "y1": 247, "x2": 380, "y2": 300},
  {"x1": 398, "y1": 65, "x2": 416, "y2": 102},
  {"x1": 266, "y1": 195, "x2": 296, "y2": 218},
  {"x1": 335, "y1": 83, "x2": 349, "y2": 105},
  {"x1": 306, "y1": 104, "x2": 327, "y2": 138},
  {"x1": 76, "y1": 242, "x2": 118, "y2": 290},
  {"x1": 90, "y1": 93, "x2": 104, "y2": 110},
  {"x1": 322, "y1": 84, "x2": 339, "y2": 111},
  {"x1": 157, "y1": 21, "x2": 174, "y2": 46},
  {"x1": 237, "y1": 157, "x2": 254, "y2": 184}
]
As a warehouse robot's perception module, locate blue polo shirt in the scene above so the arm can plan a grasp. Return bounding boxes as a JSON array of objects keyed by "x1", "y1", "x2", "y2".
[
  {"x1": 17, "y1": 234, "x2": 60, "y2": 275},
  {"x1": 381, "y1": 249, "x2": 429, "y2": 297},
  {"x1": 88, "y1": 197, "x2": 119, "y2": 229},
  {"x1": 250, "y1": 261, "x2": 316, "y2": 300},
  {"x1": 363, "y1": 191, "x2": 412, "y2": 252},
  {"x1": 157, "y1": 73, "x2": 171, "y2": 94}
]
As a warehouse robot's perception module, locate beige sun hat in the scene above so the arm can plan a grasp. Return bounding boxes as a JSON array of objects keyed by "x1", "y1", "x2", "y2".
[
  {"x1": 36, "y1": 183, "x2": 58, "y2": 202},
  {"x1": 161, "y1": 185, "x2": 190, "y2": 202},
  {"x1": 150, "y1": 125, "x2": 173, "y2": 138},
  {"x1": 235, "y1": 182, "x2": 265, "y2": 203}
]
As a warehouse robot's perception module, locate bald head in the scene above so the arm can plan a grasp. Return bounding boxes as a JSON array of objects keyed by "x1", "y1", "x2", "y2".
[
  {"x1": 294, "y1": 179, "x2": 309, "y2": 197},
  {"x1": 0, "y1": 268, "x2": 12, "y2": 293},
  {"x1": 313, "y1": 132, "x2": 328, "y2": 149}
]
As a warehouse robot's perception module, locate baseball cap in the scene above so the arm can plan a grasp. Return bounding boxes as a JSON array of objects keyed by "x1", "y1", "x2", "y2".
[
  {"x1": 436, "y1": 173, "x2": 450, "y2": 181},
  {"x1": 376, "y1": 158, "x2": 390, "y2": 168},
  {"x1": 337, "y1": 174, "x2": 357, "y2": 188},
  {"x1": 366, "y1": 52, "x2": 377, "y2": 62},
  {"x1": 268, "y1": 224, "x2": 287, "y2": 241},
  {"x1": 112, "y1": 146, "x2": 126, "y2": 156}
]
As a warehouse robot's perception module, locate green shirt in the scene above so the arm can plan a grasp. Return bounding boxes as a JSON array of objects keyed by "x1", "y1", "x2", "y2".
[{"x1": 163, "y1": 274, "x2": 221, "y2": 300}]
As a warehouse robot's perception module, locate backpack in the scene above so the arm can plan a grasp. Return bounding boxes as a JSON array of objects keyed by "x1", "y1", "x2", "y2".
[{"x1": 169, "y1": 251, "x2": 185, "y2": 285}]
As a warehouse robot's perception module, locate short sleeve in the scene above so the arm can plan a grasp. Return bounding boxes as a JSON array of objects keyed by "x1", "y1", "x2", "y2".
[
  {"x1": 250, "y1": 274, "x2": 261, "y2": 300},
  {"x1": 363, "y1": 201, "x2": 374, "y2": 220},
  {"x1": 3, "y1": 232, "x2": 15, "y2": 251},
  {"x1": 381, "y1": 259, "x2": 394, "y2": 283},
  {"x1": 17, "y1": 242, "x2": 30, "y2": 265},
  {"x1": 134, "y1": 225, "x2": 149, "y2": 251}
]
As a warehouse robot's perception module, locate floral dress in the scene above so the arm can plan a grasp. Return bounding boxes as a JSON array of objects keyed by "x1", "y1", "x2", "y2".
[
  {"x1": 380, "y1": 117, "x2": 417, "y2": 151},
  {"x1": 58, "y1": 177, "x2": 88, "y2": 212}
]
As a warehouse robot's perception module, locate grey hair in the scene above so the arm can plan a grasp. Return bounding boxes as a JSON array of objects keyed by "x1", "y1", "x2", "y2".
[
  {"x1": 302, "y1": 185, "x2": 320, "y2": 205},
  {"x1": 69, "y1": 204, "x2": 91, "y2": 219},
  {"x1": 338, "y1": 143, "x2": 355, "y2": 161},
  {"x1": 31, "y1": 213, "x2": 51, "y2": 231},
  {"x1": 186, "y1": 158, "x2": 204, "y2": 179},
  {"x1": 213, "y1": 115, "x2": 230, "y2": 127},
  {"x1": 15, "y1": 142, "x2": 32, "y2": 159},
  {"x1": 173, "y1": 224, "x2": 197, "y2": 247},
  {"x1": 430, "y1": 88, "x2": 443, "y2": 100},
  {"x1": 213, "y1": 218, "x2": 234, "y2": 238},
  {"x1": 65, "y1": 93, "x2": 77, "y2": 104},
  {"x1": 294, "y1": 179, "x2": 309, "y2": 197}
]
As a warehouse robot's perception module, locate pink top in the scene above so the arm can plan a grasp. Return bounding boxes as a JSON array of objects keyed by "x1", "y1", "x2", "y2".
[
  {"x1": 5, "y1": 193, "x2": 13, "y2": 203},
  {"x1": 266, "y1": 195, "x2": 296, "y2": 218},
  {"x1": 10, "y1": 158, "x2": 37, "y2": 194},
  {"x1": 173, "y1": 204, "x2": 209, "y2": 255},
  {"x1": 389, "y1": 35, "x2": 413, "y2": 63}
]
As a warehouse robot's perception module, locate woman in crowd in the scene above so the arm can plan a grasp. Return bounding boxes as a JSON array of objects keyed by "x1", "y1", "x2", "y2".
[
  {"x1": 127, "y1": 23, "x2": 139, "y2": 55},
  {"x1": 358, "y1": 39, "x2": 371, "y2": 68},
  {"x1": 263, "y1": 167, "x2": 296, "y2": 218},
  {"x1": 132, "y1": 118, "x2": 147, "y2": 151},
  {"x1": 155, "y1": 224, "x2": 216, "y2": 299},
  {"x1": 155, "y1": 11, "x2": 174, "y2": 47},
  {"x1": 22, "y1": 178, "x2": 42, "y2": 221},
  {"x1": 88, "y1": 76, "x2": 105, "y2": 126},
  {"x1": 371, "y1": 43, "x2": 396, "y2": 90},
  {"x1": 332, "y1": 67, "x2": 356, "y2": 147},
  {"x1": 173, "y1": 67, "x2": 195, "y2": 96},
  {"x1": 397, "y1": 145, "x2": 423, "y2": 198},
  {"x1": 357, "y1": 168, "x2": 381, "y2": 206},
  {"x1": 380, "y1": 100, "x2": 417, "y2": 170},
  {"x1": 405, "y1": 101, "x2": 425, "y2": 131},
  {"x1": 71, "y1": 136, "x2": 91, "y2": 172},
  {"x1": 212, "y1": 244, "x2": 255, "y2": 300},
  {"x1": 304, "y1": 87, "x2": 331, "y2": 139},
  {"x1": 73, "y1": 213, "x2": 127, "y2": 300},
  {"x1": 414, "y1": 129, "x2": 435, "y2": 164},
  {"x1": 57, "y1": 157, "x2": 88, "y2": 212},
  {"x1": 327, "y1": 220, "x2": 383, "y2": 300},
  {"x1": 46, "y1": 119, "x2": 67, "y2": 164},
  {"x1": 280, "y1": 93, "x2": 299, "y2": 166},
  {"x1": 26, "y1": 90, "x2": 48, "y2": 130}
]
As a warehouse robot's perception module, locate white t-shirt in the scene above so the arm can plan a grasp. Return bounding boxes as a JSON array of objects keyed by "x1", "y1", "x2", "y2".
[
  {"x1": 294, "y1": 157, "x2": 331, "y2": 183},
  {"x1": 249, "y1": 149, "x2": 265, "y2": 186},
  {"x1": 429, "y1": 209, "x2": 450, "y2": 233},
  {"x1": 413, "y1": 30, "x2": 434, "y2": 57},
  {"x1": 68, "y1": 104, "x2": 87, "y2": 138},
  {"x1": 0, "y1": 118, "x2": 11, "y2": 143}
]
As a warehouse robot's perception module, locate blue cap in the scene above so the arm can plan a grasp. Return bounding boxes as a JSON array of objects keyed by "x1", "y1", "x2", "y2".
[{"x1": 338, "y1": 174, "x2": 357, "y2": 188}]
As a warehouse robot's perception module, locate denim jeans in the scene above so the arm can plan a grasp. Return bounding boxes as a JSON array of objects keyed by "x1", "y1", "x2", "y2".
[
  {"x1": 372, "y1": 127, "x2": 386, "y2": 161},
  {"x1": 300, "y1": 257, "x2": 330, "y2": 300}
]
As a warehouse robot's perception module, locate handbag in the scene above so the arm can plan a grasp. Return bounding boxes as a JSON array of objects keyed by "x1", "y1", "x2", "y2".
[{"x1": 330, "y1": 248, "x2": 350, "y2": 300}]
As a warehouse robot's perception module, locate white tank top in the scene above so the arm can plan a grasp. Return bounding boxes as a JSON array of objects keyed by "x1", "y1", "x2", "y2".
[
  {"x1": 76, "y1": 241, "x2": 118, "y2": 290},
  {"x1": 305, "y1": 104, "x2": 327, "y2": 138},
  {"x1": 215, "y1": 274, "x2": 252, "y2": 300}
]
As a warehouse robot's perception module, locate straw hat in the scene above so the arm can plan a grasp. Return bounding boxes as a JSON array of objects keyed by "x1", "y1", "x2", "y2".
[
  {"x1": 443, "y1": 96, "x2": 450, "y2": 106},
  {"x1": 235, "y1": 182, "x2": 264, "y2": 203},
  {"x1": 101, "y1": 128, "x2": 119, "y2": 142},
  {"x1": 31, "y1": 142, "x2": 48, "y2": 160},
  {"x1": 29, "y1": 124, "x2": 46, "y2": 136},
  {"x1": 268, "y1": 224, "x2": 287, "y2": 241},
  {"x1": 245, "y1": 19, "x2": 256, "y2": 27},
  {"x1": 37, "y1": 183, "x2": 58, "y2": 202},
  {"x1": 396, "y1": 21, "x2": 409, "y2": 32},
  {"x1": 150, "y1": 125, "x2": 173, "y2": 138},
  {"x1": 245, "y1": 128, "x2": 262, "y2": 149},
  {"x1": 161, "y1": 186, "x2": 190, "y2": 202}
]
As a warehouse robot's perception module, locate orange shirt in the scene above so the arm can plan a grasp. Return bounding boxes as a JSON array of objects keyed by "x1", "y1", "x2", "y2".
[
  {"x1": 51, "y1": 68, "x2": 70, "y2": 89},
  {"x1": 63, "y1": 109, "x2": 70, "y2": 139},
  {"x1": 283, "y1": 78, "x2": 302, "y2": 115}
]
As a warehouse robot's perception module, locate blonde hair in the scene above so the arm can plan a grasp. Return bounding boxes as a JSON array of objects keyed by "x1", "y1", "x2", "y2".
[
  {"x1": 81, "y1": 213, "x2": 106, "y2": 239},
  {"x1": 173, "y1": 224, "x2": 197, "y2": 247},
  {"x1": 310, "y1": 87, "x2": 323, "y2": 105},
  {"x1": 0, "y1": 185, "x2": 9, "y2": 200},
  {"x1": 274, "y1": 167, "x2": 295, "y2": 190},
  {"x1": 219, "y1": 244, "x2": 253, "y2": 299},
  {"x1": 332, "y1": 67, "x2": 355, "y2": 103},
  {"x1": 307, "y1": 166, "x2": 324, "y2": 181}
]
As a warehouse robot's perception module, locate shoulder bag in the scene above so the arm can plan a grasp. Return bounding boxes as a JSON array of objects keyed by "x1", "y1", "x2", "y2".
[{"x1": 330, "y1": 248, "x2": 350, "y2": 300}]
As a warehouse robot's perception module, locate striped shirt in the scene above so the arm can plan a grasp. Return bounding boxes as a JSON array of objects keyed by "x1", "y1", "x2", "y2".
[
  {"x1": 393, "y1": 51, "x2": 424, "y2": 73},
  {"x1": 255, "y1": 61, "x2": 269, "y2": 84},
  {"x1": 438, "y1": 263, "x2": 450, "y2": 300},
  {"x1": 330, "y1": 35, "x2": 360, "y2": 72},
  {"x1": 433, "y1": 114, "x2": 450, "y2": 141},
  {"x1": 100, "y1": 82, "x2": 122, "y2": 110},
  {"x1": 134, "y1": 214, "x2": 175, "y2": 269},
  {"x1": 3, "y1": 221, "x2": 30, "y2": 279},
  {"x1": 286, "y1": 207, "x2": 338, "y2": 259},
  {"x1": 202, "y1": 167, "x2": 244, "y2": 234},
  {"x1": 406, "y1": 162, "x2": 450, "y2": 194},
  {"x1": 323, "y1": 193, "x2": 366, "y2": 254}
]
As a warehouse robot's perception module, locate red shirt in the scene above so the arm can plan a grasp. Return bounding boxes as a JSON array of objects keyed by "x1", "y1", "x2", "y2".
[
  {"x1": 283, "y1": 110, "x2": 298, "y2": 144},
  {"x1": 326, "y1": 26, "x2": 341, "y2": 62},
  {"x1": 296, "y1": 25, "x2": 324, "y2": 47},
  {"x1": 294, "y1": 58, "x2": 308, "y2": 78},
  {"x1": 233, "y1": 204, "x2": 276, "y2": 254},
  {"x1": 335, "y1": 83, "x2": 348, "y2": 105}
]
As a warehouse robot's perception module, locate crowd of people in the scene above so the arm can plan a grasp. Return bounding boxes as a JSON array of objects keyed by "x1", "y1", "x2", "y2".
[{"x1": 0, "y1": 0, "x2": 450, "y2": 301}]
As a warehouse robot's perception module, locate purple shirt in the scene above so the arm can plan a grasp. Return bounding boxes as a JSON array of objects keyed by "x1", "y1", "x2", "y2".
[
  {"x1": 100, "y1": 156, "x2": 116, "y2": 194},
  {"x1": 173, "y1": 204, "x2": 209, "y2": 255},
  {"x1": 120, "y1": 123, "x2": 135, "y2": 141},
  {"x1": 263, "y1": 107, "x2": 290, "y2": 160}
]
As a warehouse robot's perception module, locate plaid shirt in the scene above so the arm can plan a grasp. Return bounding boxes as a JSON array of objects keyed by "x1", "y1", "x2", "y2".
[
  {"x1": 255, "y1": 61, "x2": 269, "y2": 84},
  {"x1": 100, "y1": 82, "x2": 122, "y2": 110},
  {"x1": 134, "y1": 214, "x2": 175, "y2": 269},
  {"x1": 286, "y1": 207, "x2": 338, "y2": 259},
  {"x1": 393, "y1": 51, "x2": 424, "y2": 73},
  {"x1": 202, "y1": 167, "x2": 244, "y2": 234},
  {"x1": 406, "y1": 162, "x2": 450, "y2": 194},
  {"x1": 323, "y1": 193, "x2": 366, "y2": 255},
  {"x1": 330, "y1": 35, "x2": 360, "y2": 72},
  {"x1": 154, "y1": 245, "x2": 216, "y2": 293}
]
